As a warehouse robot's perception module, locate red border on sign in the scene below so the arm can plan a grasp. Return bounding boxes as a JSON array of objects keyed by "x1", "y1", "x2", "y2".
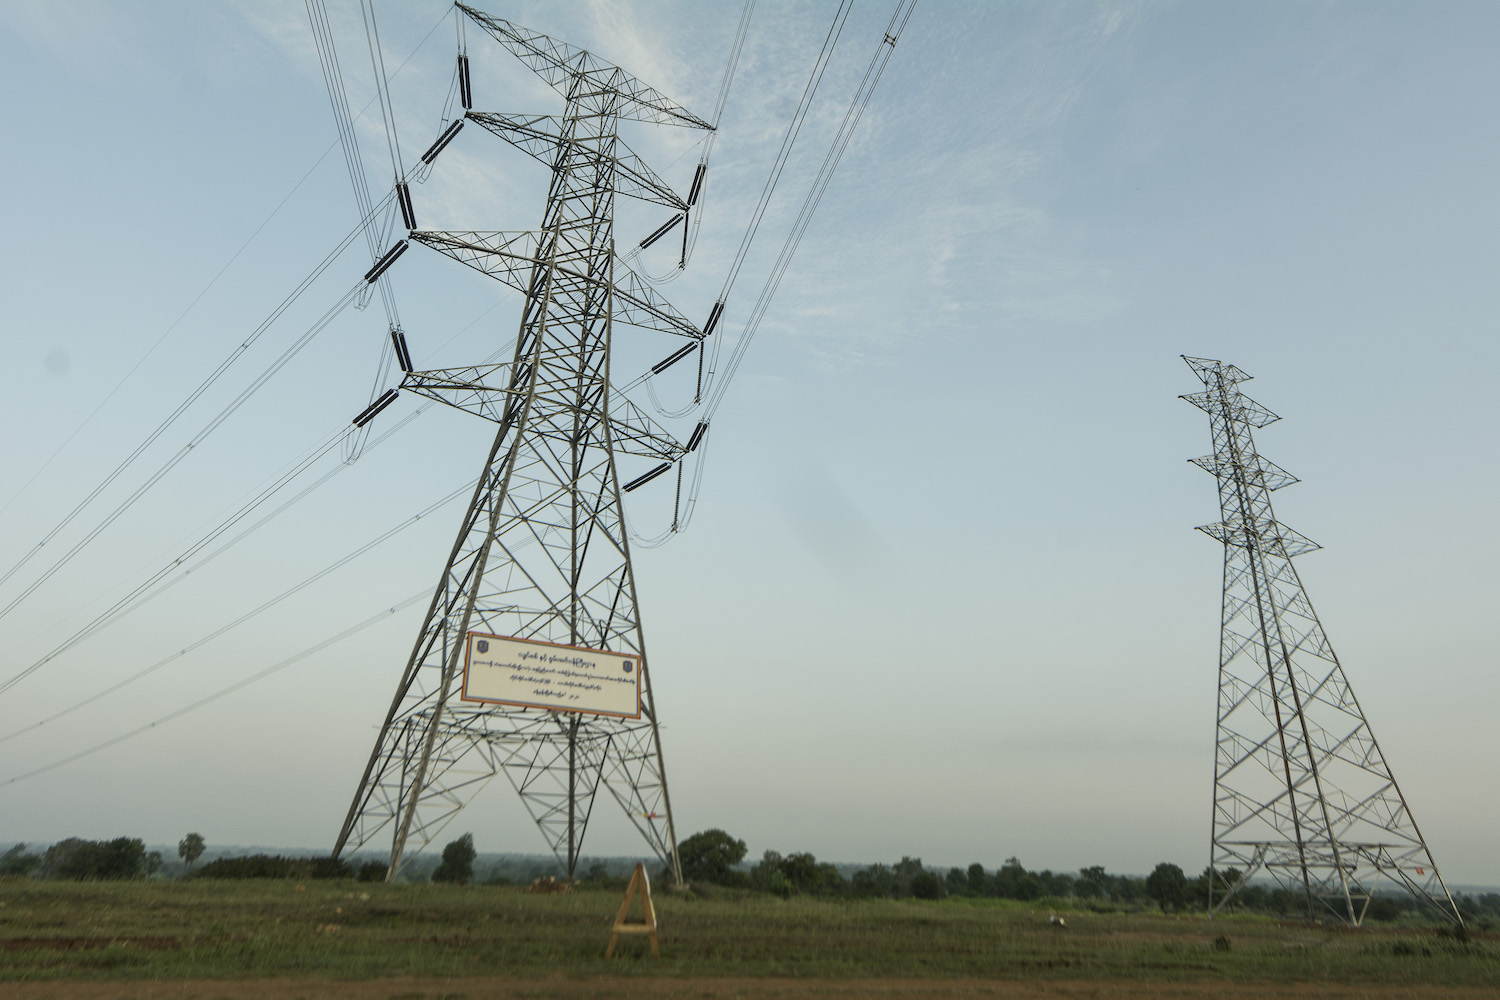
[{"x1": 459, "y1": 631, "x2": 643, "y2": 719}]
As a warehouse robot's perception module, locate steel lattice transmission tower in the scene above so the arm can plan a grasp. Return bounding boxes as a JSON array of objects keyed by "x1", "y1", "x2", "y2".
[
  {"x1": 333, "y1": 5, "x2": 714, "y2": 882},
  {"x1": 1182, "y1": 357, "x2": 1460, "y2": 926}
]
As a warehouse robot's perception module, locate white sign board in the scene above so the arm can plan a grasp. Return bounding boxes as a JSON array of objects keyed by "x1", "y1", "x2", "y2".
[{"x1": 460, "y1": 632, "x2": 642, "y2": 718}]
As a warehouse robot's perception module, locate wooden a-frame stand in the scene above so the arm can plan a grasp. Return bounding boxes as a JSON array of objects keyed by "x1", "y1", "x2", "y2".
[{"x1": 606, "y1": 862, "x2": 659, "y2": 958}]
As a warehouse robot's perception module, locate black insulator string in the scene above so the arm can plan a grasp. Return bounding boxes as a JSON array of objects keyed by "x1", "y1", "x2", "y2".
[
  {"x1": 3, "y1": 285, "x2": 521, "y2": 700},
  {"x1": 626, "y1": 0, "x2": 919, "y2": 545},
  {"x1": 0, "y1": 73, "x2": 477, "y2": 616},
  {"x1": 307, "y1": 0, "x2": 405, "y2": 466},
  {"x1": 714, "y1": 1, "x2": 851, "y2": 306},
  {"x1": 704, "y1": 0, "x2": 919, "y2": 424},
  {"x1": 620, "y1": 0, "x2": 851, "y2": 412},
  {"x1": 0, "y1": 180, "x2": 412, "y2": 608},
  {"x1": 0, "y1": 303, "x2": 519, "y2": 698},
  {"x1": 0, "y1": 8, "x2": 450, "y2": 526}
]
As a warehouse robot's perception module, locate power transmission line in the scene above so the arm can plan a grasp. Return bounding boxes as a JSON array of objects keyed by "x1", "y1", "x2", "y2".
[
  {"x1": 0, "y1": 477, "x2": 474, "y2": 747},
  {"x1": 0, "y1": 7, "x2": 450, "y2": 524}
]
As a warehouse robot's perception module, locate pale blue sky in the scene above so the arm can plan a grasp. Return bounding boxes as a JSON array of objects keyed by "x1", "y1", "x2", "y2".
[{"x1": 0, "y1": 1, "x2": 1496, "y2": 882}]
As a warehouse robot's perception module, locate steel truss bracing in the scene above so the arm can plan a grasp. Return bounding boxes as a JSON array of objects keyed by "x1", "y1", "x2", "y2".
[
  {"x1": 1182, "y1": 357, "x2": 1460, "y2": 926},
  {"x1": 333, "y1": 5, "x2": 712, "y2": 883}
]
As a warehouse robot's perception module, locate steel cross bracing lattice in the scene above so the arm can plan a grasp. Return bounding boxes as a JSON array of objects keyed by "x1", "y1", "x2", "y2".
[
  {"x1": 1182, "y1": 357, "x2": 1460, "y2": 926},
  {"x1": 332, "y1": 5, "x2": 714, "y2": 883}
]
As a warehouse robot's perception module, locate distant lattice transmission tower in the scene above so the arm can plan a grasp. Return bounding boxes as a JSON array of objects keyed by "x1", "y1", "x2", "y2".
[
  {"x1": 1182, "y1": 356, "x2": 1460, "y2": 926},
  {"x1": 333, "y1": 5, "x2": 715, "y2": 882}
]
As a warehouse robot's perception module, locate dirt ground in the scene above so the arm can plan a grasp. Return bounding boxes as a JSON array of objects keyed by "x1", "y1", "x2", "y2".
[{"x1": 0, "y1": 979, "x2": 1495, "y2": 1000}]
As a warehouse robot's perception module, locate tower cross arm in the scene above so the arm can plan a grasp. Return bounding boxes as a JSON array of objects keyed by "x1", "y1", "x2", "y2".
[
  {"x1": 391, "y1": 364, "x2": 686, "y2": 464},
  {"x1": 457, "y1": 4, "x2": 714, "y2": 130},
  {"x1": 610, "y1": 395, "x2": 686, "y2": 461},
  {"x1": 1189, "y1": 453, "x2": 1301, "y2": 491},
  {"x1": 1180, "y1": 389, "x2": 1282, "y2": 428},
  {"x1": 466, "y1": 113, "x2": 690, "y2": 209},
  {"x1": 399, "y1": 363, "x2": 523, "y2": 424},
  {"x1": 411, "y1": 231, "x2": 706, "y2": 340},
  {"x1": 1197, "y1": 517, "x2": 1322, "y2": 557}
]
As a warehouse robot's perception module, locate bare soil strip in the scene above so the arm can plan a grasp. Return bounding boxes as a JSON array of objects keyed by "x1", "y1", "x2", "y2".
[{"x1": 1, "y1": 979, "x2": 1497, "y2": 1000}]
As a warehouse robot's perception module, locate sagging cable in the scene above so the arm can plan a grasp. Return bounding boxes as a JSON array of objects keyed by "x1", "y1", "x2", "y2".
[
  {"x1": 364, "y1": 241, "x2": 408, "y2": 283},
  {"x1": 421, "y1": 119, "x2": 465, "y2": 164},
  {"x1": 703, "y1": 300, "x2": 725, "y2": 337},
  {"x1": 353, "y1": 389, "x2": 399, "y2": 427},
  {"x1": 686, "y1": 421, "x2": 709, "y2": 453},
  {"x1": 623, "y1": 462, "x2": 672, "y2": 493},
  {"x1": 390, "y1": 327, "x2": 414, "y2": 372},
  {"x1": 397, "y1": 181, "x2": 416, "y2": 230},
  {"x1": 651, "y1": 343, "x2": 697, "y2": 375},
  {"x1": 459, "y1": 53, "x2": 472, "y2": 109},
  {"x1": 640, "y1": 214, "x2": 684, "y2": 250}
]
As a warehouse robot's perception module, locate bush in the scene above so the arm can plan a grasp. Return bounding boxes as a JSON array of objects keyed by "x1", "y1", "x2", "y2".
[
  {"x1": 910, "y1": 869, "x2": 945, "y2": 900},
  {"x1": 193, "y1": 855, "x2": 352, "y2": 880},
  {"x1": 43, "y1": 838, "x2": 146, "y2": 880},
  {"x1": 357, "y1": 860, "x2": 389, "y2": 882},
  {"x1": 1, "y1": 844, "x2": 42, "y2": 877}
]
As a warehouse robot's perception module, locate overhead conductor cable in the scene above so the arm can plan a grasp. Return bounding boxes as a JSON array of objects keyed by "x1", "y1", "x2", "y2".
[{"x1": 651, "y1": 0, "x2": 919, "y2": 541}]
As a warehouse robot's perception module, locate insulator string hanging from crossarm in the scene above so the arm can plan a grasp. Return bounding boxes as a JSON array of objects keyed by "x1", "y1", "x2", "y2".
[
  {"x1": 623, "y1": 0, "x2": 850, "y2": 417},
  {"x1": 626, "y1": 0, "x2": 919, "y2": 544},
  {"x1": 0, "y1": 5, "x2": 449, "y2": 530},
  {"x1": 702, "y1": 0, "x2": 918, "y2": 425},
  {"x1": 674, "y1": 0, "x2": 755, "y2": 274},
  {"x1": 307, "y1": 0, "x2": 414, "y2": 465},
  {"x1": 0, "y1": 303, "x2": 516, "y2": 699}
]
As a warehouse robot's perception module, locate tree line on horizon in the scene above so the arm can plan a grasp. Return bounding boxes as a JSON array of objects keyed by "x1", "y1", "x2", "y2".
[
  {"x1": 673, "y1": 829, "x2": 1500, "y2": 927},
  {"x1": 6, "y1": 828, "x2": 1499, "y2": 929}
]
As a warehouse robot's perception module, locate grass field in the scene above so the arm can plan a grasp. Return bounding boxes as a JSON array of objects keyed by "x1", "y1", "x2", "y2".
[{"x1": 1, "y1": 878, "x2": 1496, "y2": 993}]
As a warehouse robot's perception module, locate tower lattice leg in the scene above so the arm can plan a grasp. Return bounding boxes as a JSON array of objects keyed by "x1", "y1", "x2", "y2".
[{"x1": 1183, "y1": 356, "x2": 1459, "y2": 926}]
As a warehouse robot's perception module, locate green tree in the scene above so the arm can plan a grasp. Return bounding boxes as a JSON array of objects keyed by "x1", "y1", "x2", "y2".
[
  {"x1": 1, "y1": 844, "x2": 41, "y2": 876},
  {"x1": 993, "y1": 857, "x2": 1044, "y2": 900},
  {"x1": 144, "y1": 851, "x2": 163, "y2": 877},
  {"x1": 966, "y1": 862, "x2": 991, "y2": 896},
  {"x1": 1145, "y1": 862, "x2": 1188, "y2": 912},
  {"x1": 749, "y1": 850, "x2": 795, "y2": 898},
  {"x1": 910, "y1": 868, "x2": 945, "y2": 900},
  {"x1": 851, "y1": 863, "x2": 896, "y2": 898},
  {"x1": 677, "y1": 828, "x2": 747, "y2": 885},
  {"x1": 779, "y1": 852, "x2": 845, "y2": 896},
  {"x1": 431, "y1": 833, "x2": 476, "y2": 884},
  {"x1": 892, "y1": 856, "x2": 926, "y2": 897},
  {"x1": 178, "y1": 833, "x2": 205, "y2": 869},
  {"x1": 1076, "y1": 865, "x2": 1109, "y2": 899}
]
